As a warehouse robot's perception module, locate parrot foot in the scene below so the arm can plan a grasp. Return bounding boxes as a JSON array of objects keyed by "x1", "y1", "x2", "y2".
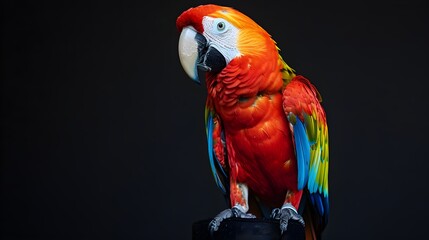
[
  {"x1": 271, "y1": 203, "x2": 305, "y2": 234},
  {"x1": 209, "y1": 206, "x2": 256, "y2": 234}
]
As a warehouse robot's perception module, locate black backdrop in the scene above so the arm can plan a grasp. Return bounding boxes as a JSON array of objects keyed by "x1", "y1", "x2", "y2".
[{"x1": 1, "y1": 0, "x2": 428, "y2": 239}]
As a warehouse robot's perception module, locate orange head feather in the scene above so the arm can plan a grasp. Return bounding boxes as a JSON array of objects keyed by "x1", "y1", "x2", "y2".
[{"x1": 176, "y1": 4, "x2": 277, "y2": 59}]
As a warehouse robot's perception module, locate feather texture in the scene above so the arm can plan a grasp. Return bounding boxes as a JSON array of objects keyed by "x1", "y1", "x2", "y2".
[
  {"x1": 283, "y1": 75, "x2": 329, "y2": 228},
  {"x1": 289, "y1": 113, "x2": 311, "y2": 190}
]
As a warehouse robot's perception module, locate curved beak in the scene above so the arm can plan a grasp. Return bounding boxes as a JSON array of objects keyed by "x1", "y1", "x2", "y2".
[
  {"x1": 178, "y1": 27, "x2": 201, "y2": 83},
  {"x1": 178, "y1": 26, "x2": 226, "y2": 84}
]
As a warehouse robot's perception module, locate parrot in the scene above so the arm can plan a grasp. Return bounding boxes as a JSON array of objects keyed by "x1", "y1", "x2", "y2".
[{"x1": 176, "y1": 4, "x2": 329, "y2": 239}]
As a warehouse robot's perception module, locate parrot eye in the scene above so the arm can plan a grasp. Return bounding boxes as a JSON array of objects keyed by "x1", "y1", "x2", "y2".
[
  {"x1": 213, "y1": 19, "x2": 229, "y2": 34},
  {"x1": 217, "y1": 22, "x2": 225, "y2": 31}
]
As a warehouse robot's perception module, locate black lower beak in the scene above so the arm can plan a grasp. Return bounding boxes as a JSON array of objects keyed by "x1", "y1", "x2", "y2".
[
  {"x1": 195, "y1": 33, "x2": 226, "y2": 75},
  {"x1": 198, "y1": 46, "x2": 226, "y2": 75}
]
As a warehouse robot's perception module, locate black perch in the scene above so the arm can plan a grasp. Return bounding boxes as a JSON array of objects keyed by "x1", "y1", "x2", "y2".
[{"x1": 192, "y1": 218, "x2": 305, "y2": 240}]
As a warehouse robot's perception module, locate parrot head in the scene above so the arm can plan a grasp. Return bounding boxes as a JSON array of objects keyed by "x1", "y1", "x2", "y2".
[{"x1": 176, "y1": 4, "x2": 277, "y2": 84}]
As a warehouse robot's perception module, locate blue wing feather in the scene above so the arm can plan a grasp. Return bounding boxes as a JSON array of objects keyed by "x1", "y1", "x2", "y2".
[
  {"x1": 311, "y1": 193, "x2": 324, "y2": 216},
  {"x1": 291, "y1": 114, "x2": 310, "y2": 190},
  {"x1": 206, "y1": 111, "x2": 227, "y2": 195}
]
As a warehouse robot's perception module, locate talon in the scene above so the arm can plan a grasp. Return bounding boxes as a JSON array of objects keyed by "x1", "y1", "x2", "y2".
[
  {"x1": 209, "y1": 208, "x2": 233, "y2": 234},
  {"x1": 208, "y1": 206, "x2": 255, "y2": 234},
  {"x1": 231, "y1": 206, "x2": 256, "y2": 219},
  {"x1": 208, "y1": 218, "x2": 220, "y2": 232},
  {"x1": 271, "y1": 203, "x2": 305, "y2": 234}
]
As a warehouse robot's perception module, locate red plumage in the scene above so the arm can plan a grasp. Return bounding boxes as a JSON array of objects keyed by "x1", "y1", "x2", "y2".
[{"x1": 205, "y1": 50, "x2": 303, "y2": 208}]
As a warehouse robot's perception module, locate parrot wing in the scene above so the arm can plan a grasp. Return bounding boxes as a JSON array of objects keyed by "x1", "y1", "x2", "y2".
[
  {"x1": 282, "y1": 75, "x2": 329, "y2": 223},
  {"x1": 205, "y1": 99, "x2": 229, "y2": 197}
]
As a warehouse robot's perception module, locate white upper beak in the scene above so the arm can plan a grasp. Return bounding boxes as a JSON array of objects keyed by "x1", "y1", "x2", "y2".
[{"x1": 178, "y1": 26, "x2": 199, "y2": 81}]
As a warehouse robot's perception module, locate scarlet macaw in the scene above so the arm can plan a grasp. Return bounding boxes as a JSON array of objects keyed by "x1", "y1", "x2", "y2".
[{"x1": 177, "y1": 4, "x2": 329, "y2": 239}]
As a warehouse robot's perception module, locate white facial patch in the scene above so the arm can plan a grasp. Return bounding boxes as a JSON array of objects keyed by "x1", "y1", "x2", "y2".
[{"x1": 202, "y1": 16, "x2": 241, "y2": 64}]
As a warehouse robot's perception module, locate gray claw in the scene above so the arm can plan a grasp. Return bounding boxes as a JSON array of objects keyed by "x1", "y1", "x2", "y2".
[
  {"x1": 271, "y1": 203, "x2": 305, "y2": 234},
  {"x1": 209, "y1": 206, "x2": 255, "y2": 233},
  {"x1": 209, "y1": 208, "x2": 233, "y2": 232}
]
